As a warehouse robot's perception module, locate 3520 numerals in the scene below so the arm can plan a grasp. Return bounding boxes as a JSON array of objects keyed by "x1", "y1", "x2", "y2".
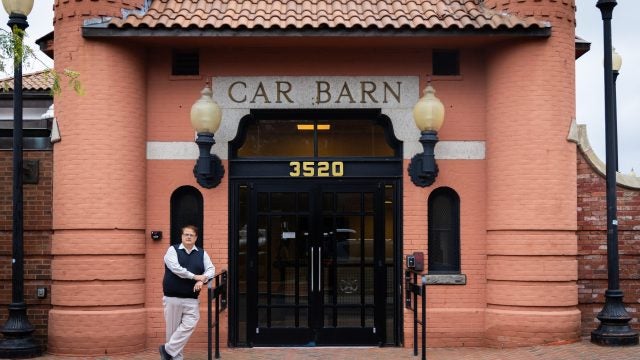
[{"x1": 289, "y1": 161, "x2": 344, "y2": 177}]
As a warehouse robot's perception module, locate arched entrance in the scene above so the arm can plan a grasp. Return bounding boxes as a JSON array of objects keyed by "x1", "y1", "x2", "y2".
[{"x1": 229, "y1": 109, "x2": 402, "y2": 346}]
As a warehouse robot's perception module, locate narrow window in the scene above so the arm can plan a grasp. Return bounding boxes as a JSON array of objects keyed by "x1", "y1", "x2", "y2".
[
  {"x1": 432, "y1": 49, "x2": 460, "y2": 76},
  {"x1": 172, "y1": 50, "x2": 200, "y2": 76},
  {"x1": 428, "y1": 187, "x2": 460, "y2": 273},
  {"x1": 170, "y1": 185, "x2": 204, "y2": 248}
]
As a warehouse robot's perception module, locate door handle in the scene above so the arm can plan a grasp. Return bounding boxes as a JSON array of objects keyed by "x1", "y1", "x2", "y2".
[
  {"x1": 311, "y1": 247, "x2": 315, "y2": 292},
  {"x1": 318, "y1": 247, "x2": 322, "y2": 291}
]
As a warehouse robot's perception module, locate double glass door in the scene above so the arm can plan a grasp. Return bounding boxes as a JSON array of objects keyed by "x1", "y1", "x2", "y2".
[{"x1": 245, "y1": 181, "x2": 386, "y2": 346}]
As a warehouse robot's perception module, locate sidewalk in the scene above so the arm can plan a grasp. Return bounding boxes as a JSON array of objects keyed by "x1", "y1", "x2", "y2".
[{"x1": 34, "y1": 340, "x2": 640, "y2": 360}]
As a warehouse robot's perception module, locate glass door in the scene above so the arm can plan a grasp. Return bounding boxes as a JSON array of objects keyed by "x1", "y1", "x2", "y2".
[
  {"x1": 315, "y1": 184, "x2": 386, "y2": 345},
  {"x1": 246, "y1": 182, "x2": 385, "y2": 346},
  {"x1": 246, "y1": 183, "x2": 314, "y2": 345}
]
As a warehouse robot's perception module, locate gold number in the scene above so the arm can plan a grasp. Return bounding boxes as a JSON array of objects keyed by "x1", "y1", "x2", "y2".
[
  {"x1": 289, "y1": 161, "x2": 344, "y2": 177},
  {"x1": 317, "y1": 162, "x2": 330, "y2": 177},
  {"x1": 332, "y1": 161, "x2": 344, "y2": 177},
  {"x1": 302, "y1": 161, "x2": 315, "y2": 177},
  {"x1": 289, "y1": 161, "x2": 300, "y2": 177}
]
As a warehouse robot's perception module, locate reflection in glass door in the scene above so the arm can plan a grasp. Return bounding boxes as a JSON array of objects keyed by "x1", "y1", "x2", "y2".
[
  {"x1": 248, "y1": 185, "x2": 313, "y2": 345},
  {"x1": 243, "y1": 182, "x2": 386, "y2": 346},
  {"x1": 316, "y1": 185, "x2": 384, "y2": 344}
]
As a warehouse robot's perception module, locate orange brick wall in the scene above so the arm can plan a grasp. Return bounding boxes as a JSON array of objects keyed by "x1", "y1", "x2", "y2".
[
  {"x1": 50, "y1": 0, "x2": 148, "y2": 355},
  {"x1": 484, "y1": 0, "x2": 580, "y2": 347},
  {"x1": 0, "y1": 150, "x2": 52, "y2": 349},
  {"x1": 403, "y1": 159, "x2": 487, "y2": 347},
  {"x1": 577, "y1": 151, "x2": 640, "y2": 336},
  {"x1": 144, "y1": 160, "x2": 229, "y2": 349}
]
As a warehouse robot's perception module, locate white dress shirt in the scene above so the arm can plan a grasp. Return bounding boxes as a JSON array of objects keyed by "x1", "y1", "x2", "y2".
[{"x1": 164, "y1": 243, "x2": 215, "y2": 282}]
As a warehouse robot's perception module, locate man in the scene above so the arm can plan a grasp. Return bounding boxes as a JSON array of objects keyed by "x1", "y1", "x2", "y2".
[{"x1": 159, "y1": 225, "x2": 215, "y2": 360}]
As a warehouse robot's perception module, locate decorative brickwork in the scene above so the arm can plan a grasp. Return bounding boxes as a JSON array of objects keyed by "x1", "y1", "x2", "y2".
[
  {"x1": 53, "y1": 0, "x2": 145, "y2": 23},
  {"x1": 577, "y1": 150, "x2": 640, "y2": 337},
  {"x1": 483, "y1": 0, "x2": 576, "y2": 24},
  {"x1": 0, "y1": 150, "x2": 53, "y2": 350}
]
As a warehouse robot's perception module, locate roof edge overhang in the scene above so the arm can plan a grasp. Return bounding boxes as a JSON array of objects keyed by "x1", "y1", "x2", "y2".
[
  {"x1": 575, "y1": 36, "x2": 591, "y2": 59},
  {"x1": 35, "y1": 31, "x2": 54, "y2": 60},
  {"x1": 82, "y1": 26, "x2": 552, "y2": 39}
]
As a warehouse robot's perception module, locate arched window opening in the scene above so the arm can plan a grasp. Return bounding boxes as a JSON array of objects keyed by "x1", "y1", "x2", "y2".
[
  {"x1": 230, "y1": 109, "x2": 401, "y2": 159},
  {"x1": 428, "y1": 187, "x2": 460, "y2": 273},
  {"x1": 170, "y1": 186, "x2": 204, "y2": 248}
]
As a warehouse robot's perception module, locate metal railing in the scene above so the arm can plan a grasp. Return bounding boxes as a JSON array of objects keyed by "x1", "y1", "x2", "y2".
[
  {"x1": 208, "y1": 270, "x2": 228, "y2": 360},
  {"x1": 405, "y1": 270, "x2": 427, "y2": 360}
]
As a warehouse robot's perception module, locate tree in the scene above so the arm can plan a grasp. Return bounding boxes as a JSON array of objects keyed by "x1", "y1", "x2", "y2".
[{"x1": 0, "y1": 26, "x2": 82, "y2": 95}]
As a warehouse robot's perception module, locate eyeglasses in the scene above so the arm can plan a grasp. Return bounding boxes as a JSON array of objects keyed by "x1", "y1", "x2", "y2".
[{"x1": 182, "y1": 233, "x2": 196, "y2": 238}]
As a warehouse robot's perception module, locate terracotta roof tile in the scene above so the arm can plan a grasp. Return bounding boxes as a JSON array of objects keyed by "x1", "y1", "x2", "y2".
[
  {"x1": 108, "y1": 0, "x2": 550, "y2": 31},
  {"x1": 0, "y1": 70, "x2": 53, "y2": 92}
]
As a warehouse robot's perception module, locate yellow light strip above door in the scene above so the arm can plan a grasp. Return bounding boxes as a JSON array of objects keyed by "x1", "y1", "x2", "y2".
[{"x1": 297, "y1": 124, "x2": 331, "y2": 131}]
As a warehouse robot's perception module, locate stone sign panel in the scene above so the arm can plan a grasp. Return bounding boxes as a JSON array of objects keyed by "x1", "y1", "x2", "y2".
[{"x1": 212, "y1": 76, "x2": 419, "y2": 109}]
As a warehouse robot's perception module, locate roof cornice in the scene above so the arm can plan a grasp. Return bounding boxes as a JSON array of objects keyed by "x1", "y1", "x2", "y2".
[{"x1": 82, "y1": 26, "x2": 551, "y2": 38}]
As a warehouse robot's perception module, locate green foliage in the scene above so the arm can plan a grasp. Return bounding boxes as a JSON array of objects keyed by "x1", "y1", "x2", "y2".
[
  {"x1": 0, "y1": 26, "x2": 30, "y2": 72},
  {"x1": 0, "y1": 27, "x2": 83, "y2": 96},
  {"x1": 47, "y1": 68, "x2": 84, "y2": 96}
]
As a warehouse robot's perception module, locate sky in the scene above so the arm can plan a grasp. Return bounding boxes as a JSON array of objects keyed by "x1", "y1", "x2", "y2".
[
  {"x1": 575, "y1": 1, "x2": 640, "y2": 175},
  {"x1": 0, "y1": 0, "x2": 638, "y2": 174}
]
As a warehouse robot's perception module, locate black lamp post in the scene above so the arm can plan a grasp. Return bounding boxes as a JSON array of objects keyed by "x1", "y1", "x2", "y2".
[
  {"x1": 591, "y1": 0, "x2": 639, "y2": 346},
  {"x1": 0, "y1": 0, "x2": 41, "y2": 357},
  {"x1": 611, "y1": 47, "x2": 621, "y2": 171},
  {"x1": 408, "y1": 80, "x2": 445, "y2": 187},
  {"x1": 190, "y1": 84, "x2": 224, "y2": 188}
]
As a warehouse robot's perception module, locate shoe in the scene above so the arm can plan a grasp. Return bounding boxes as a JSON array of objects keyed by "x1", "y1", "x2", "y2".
[{"x1": 159, "y1": 344, "x2": 172, "y2": 360}]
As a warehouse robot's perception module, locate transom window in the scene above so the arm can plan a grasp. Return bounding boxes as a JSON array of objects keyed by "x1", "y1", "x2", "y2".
[{"x1": 234, "y1": 111, "x2": 398, "y2": 158}]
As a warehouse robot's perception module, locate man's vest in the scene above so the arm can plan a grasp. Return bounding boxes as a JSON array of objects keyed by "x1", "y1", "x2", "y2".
[{"x1": 163, "y1": 244, "x2": 205, "y2": 299}]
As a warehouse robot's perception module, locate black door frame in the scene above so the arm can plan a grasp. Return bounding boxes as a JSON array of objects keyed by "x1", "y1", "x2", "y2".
[
  {"x1": 227, "y1": 109, "x2": 404, "y2": 347},
  {"x1": 244, "y1": 180, "x2": 386, "y2": 346}
]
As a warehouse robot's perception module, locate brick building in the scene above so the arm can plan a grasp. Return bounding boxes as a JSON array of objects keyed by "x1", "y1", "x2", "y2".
[
  {"x1": 0, "y1": 71, "x2": 54, "y2": 348},
  {"x1": 569, "y1": 123, "x2": 640, "y2": 338},
  {"x1": 1, "y1": 0, "x2": 638, "y2": 356}
]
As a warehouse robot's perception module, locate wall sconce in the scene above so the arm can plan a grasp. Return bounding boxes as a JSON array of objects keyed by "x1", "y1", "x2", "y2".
[
  {"x1": 190, "y1": 84, "x2": 224, "y2": 188},
  {"x1": 408, "y1": 80, "x2": 445, "y2": 187}
]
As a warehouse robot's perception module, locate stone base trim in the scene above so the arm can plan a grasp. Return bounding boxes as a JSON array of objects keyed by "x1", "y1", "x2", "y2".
[{"x1": 424, "y1": 274, "x2": 467, "y2": 285}]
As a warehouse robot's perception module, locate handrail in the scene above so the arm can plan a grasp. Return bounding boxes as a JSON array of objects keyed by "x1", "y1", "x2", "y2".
[
  {"x1": 405, "y1": 270, "x2": 427, "y2": 360},
  {"x1": 208, "y1": 270, "x2": 228, "y2": 360}
]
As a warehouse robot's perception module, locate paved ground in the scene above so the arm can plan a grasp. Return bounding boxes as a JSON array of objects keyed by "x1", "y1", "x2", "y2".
[{"x1": 34, "y1": 340, "x2": 640, "y2": 360}]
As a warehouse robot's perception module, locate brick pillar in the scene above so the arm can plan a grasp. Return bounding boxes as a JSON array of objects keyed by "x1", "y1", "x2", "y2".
[
  {"x1": 49, "y1": 1, "x2": 147, "y2": 355},
  {"x1": 484, "y1": 0, "x2": 580, "y2": 346}
]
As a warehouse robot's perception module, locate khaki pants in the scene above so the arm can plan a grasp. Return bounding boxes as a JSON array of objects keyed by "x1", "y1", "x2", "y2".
[{"x1": 163, "y1": 296, "x2": 200, "y2": 360}]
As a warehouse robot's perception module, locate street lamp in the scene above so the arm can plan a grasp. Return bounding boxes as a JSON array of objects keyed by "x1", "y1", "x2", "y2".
[
  {"x1": 408, "y1": 79, "x2": 445, "y2": 187},
  {"x1": 591, "y1": 0, "x2": 639, "y2": 346},
  {"x1": 190, "y1": 84, "x2": 224, "y2": 188},
  {"x1": 611, "y1": 47, "x2": 621, "y2": 171},
  {"x1": 0, "y1": 0, "x2": 41, "y2": 357}
]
